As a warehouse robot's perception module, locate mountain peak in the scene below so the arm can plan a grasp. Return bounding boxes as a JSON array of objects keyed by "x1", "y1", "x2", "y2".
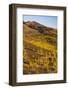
[{"x1": 24, "y1": 21, "x2": 57, "y2": 36}]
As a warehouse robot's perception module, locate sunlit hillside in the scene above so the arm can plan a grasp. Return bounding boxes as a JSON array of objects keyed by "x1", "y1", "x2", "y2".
[{"x1": 23, "y1": 21, "x2": 57, "y2": 74}]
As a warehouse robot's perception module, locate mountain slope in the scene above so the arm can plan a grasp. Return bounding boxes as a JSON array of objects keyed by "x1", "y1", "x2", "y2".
[
  {"x1": 23, "y1": 21, "x2": 57, "y2": 74},
  {"x1": 24, "y1": 21, "x2": 57, "y2": 37}
]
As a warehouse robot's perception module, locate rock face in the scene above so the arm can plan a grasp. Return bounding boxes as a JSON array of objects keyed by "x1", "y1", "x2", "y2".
[{"x1": 23, "y1": 21, "x2": 57, "y2": 74}]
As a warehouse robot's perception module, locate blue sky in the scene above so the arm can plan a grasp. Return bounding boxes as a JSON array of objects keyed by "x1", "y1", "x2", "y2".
[{"x1": 23, "y1": 15, "x2": 57, "y2": 29}]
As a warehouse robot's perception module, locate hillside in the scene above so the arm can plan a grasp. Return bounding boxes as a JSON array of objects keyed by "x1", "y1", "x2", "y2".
[{"x1": 23, "y1": 21, "x2": 57, "y2": 74}]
